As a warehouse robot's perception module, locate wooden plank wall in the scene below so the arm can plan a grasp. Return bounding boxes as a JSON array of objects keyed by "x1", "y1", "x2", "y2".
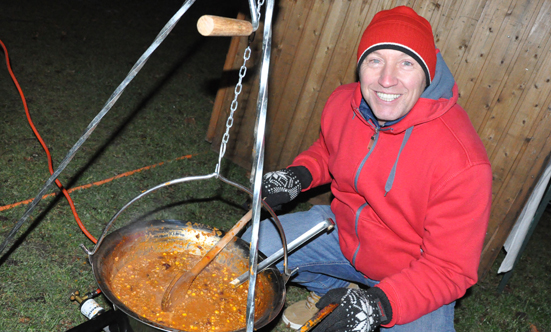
[{"x1": 206, "y1": 0, "x2": 551, "y2": 278}]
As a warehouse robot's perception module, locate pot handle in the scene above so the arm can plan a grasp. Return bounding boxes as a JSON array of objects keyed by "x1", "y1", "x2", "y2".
[
  {"x1": 79, "y1": 173, "x2": 295, "y2": 278},
  {"x1": 230, "y1": 218, "x2": 335, "y2": 286}
]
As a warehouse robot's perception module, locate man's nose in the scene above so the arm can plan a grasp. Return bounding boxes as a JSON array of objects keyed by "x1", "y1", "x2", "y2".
[{"x1": 378, "y1": 64, "x2": 398, "y2": 87}]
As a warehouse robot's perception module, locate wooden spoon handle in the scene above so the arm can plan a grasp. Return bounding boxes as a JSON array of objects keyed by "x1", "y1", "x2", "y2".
[
  {"x1": 188, "y1": 209, "x2": 253, "y2": 275},
  {"x1": 161, "y1": 210, "x2": 253, "y2": 310}
]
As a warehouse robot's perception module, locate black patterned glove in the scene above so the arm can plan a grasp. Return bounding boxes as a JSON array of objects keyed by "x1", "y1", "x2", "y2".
[
  {"x1": 261, "y1": 166, "x2": 312, "y2": 209},
  {"x1": 313, "y1": 287, "x2": 392, "y2": 332}
]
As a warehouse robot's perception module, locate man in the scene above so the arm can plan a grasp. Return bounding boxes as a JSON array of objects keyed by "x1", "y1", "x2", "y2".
[{"x1": 243, "y1": 6, "x2": 492, "y2": 331}]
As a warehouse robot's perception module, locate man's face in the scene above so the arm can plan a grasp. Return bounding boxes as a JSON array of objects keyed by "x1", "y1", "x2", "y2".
[{"x1": 359, "y1": 49, "x2": 427, "y2": 125}]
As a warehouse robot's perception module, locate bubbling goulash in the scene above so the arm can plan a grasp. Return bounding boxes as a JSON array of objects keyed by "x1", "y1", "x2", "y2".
[{"x1": 111, "y1": 249, "x2": 272, "y2": 331}]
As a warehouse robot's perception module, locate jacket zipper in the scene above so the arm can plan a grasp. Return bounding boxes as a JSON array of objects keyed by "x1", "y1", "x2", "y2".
[
  {"x1": 352, "y1": 125, "x2": 379, "y2": 267},
  {"x1": 354, "y1": 126, "x2": 379, "y2": 192},
  {"x1": 352, "y1": 203, "x2": 368, "y2": 266}
]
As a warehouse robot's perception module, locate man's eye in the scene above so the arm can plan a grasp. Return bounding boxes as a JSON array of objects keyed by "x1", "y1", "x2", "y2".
[{"x1": 402, "y1": 61, "x2": 414, "y2": 66}]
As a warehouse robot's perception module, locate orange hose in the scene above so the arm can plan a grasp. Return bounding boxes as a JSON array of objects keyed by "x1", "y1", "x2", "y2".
[{"x1": 0, "y1": 39, "x2": 97, "y2": 243}]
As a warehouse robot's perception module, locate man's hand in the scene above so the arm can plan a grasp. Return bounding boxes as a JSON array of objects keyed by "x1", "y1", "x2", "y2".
[
  {"x1": 313, "y1": 287, "x2": 392, "y2": 332},
  {"x1": 261, "y1": 166, "x2": 312, "y2": 209}
]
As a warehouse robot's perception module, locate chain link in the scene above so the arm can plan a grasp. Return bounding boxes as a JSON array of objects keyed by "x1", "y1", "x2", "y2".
[
  {"x1": 215, "y1": 0, "x2": 264, "y2": 174},
  {"x1": 256, "y1": 0, "x2": 265, "y2": 22},
  {"x1": 216, "y1": 46, "x2": 252, "y2": 173}
]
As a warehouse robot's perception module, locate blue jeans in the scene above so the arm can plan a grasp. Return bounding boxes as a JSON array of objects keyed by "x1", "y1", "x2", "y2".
[{"x1": 242, "y1": 205, "x2": 455, "y2": 331}]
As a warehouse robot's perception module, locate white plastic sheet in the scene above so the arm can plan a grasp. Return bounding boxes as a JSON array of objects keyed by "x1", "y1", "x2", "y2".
[{"x1": 498, "y1": 157, "x2": 551, "y2": 274}]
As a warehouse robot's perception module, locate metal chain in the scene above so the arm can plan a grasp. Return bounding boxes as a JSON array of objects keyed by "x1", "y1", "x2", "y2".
[
  {"x1": 215, "y1": 0, "x2": 265, "y2": 175},
  {"x1": 255, "y1": 0, "x2": 265, "y2": 21},
  {"x1": 215, "y1": 45, "x2": 252, "y2": 174}
]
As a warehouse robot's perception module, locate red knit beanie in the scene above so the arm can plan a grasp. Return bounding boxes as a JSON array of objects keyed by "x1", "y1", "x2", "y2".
[{"x1": 357, "y1": 6, "x2": 436, "y2": 86}]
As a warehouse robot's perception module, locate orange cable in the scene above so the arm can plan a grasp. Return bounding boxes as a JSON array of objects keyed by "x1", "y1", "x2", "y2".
[
  {"x1": 0, "y1": 154, "x2": 198, "y2": 212},
  {"x1": 0, "y1": 40, "x2": 98, "y2": 242},
  {"x1": 1, "y1": 39, "x2": 203, "y2": 243}
]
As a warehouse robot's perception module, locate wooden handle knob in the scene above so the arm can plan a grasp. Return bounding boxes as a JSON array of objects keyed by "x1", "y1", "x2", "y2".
[{"x1": 197, "y1": 15, "x2": 253, "y2": 37}]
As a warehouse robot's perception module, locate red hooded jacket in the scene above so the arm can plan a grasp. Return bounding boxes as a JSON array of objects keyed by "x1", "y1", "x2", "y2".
[{"x1": 290, "y1": 53, "x2": 492, "y2": 326}]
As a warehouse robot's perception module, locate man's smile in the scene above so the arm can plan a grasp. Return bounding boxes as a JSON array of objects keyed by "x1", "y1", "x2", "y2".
[{"x1": 376, "y1": 92, "x2": 401, "y2": 102}]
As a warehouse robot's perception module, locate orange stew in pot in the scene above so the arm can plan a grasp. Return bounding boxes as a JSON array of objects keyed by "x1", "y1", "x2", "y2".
[{"x1": 110, "y1": 249, "x2": 272, "y2": 331}]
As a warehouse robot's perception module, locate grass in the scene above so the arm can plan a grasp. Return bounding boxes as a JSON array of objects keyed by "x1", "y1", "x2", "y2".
[{"x1": 0, "y1": 0, "x2": 550, "y2": 331}]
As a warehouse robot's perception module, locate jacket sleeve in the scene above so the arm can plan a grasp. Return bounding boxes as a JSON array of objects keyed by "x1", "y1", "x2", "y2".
[
  {"x1": 288, "y1": 85, "x2": 346, "y2": 190},
  {"x1": 376, "y1": 162, "x2": 492, "y2": 326},
  {"x1": 289, "y1": 129, "x2": 334, "y2": 190},
  {"x1": 288, "y1": 84, "x2": 357, "y2": 190}
]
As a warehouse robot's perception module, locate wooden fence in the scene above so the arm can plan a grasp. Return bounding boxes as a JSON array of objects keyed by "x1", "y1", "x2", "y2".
[{"x1": 206, "y1": 0, "x2": 551, "y2": 278}]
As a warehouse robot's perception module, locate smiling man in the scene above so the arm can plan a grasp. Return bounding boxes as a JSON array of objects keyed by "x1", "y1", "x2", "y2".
[
  {"x1": 243, "y1": 6, "x2": 492, "y2": 332},
  {"x1": 359, "y1": 49, "x2": 427, "y2": 125}
]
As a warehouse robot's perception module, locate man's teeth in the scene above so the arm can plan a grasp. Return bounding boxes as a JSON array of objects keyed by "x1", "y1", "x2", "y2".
[{"x1": 377, "y1": 92, "x2": 400, "y2": 102}]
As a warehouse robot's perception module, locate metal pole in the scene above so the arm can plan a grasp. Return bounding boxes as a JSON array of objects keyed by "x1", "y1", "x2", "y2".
[
  {"x1": 245, "y1": 0, "x2": 274, "y2": 330},
  {"x1": 0, "y1": 0, "x2": 197, "y2": 256}
]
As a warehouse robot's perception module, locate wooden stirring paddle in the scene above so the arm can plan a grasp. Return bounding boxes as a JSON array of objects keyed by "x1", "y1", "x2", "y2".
[
  {"x1": 299, "y1": 303, "x2": 339, "y2": 331},
  {"x1": 161, "y1": 209, "x2": 253, "y2": 311}
]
